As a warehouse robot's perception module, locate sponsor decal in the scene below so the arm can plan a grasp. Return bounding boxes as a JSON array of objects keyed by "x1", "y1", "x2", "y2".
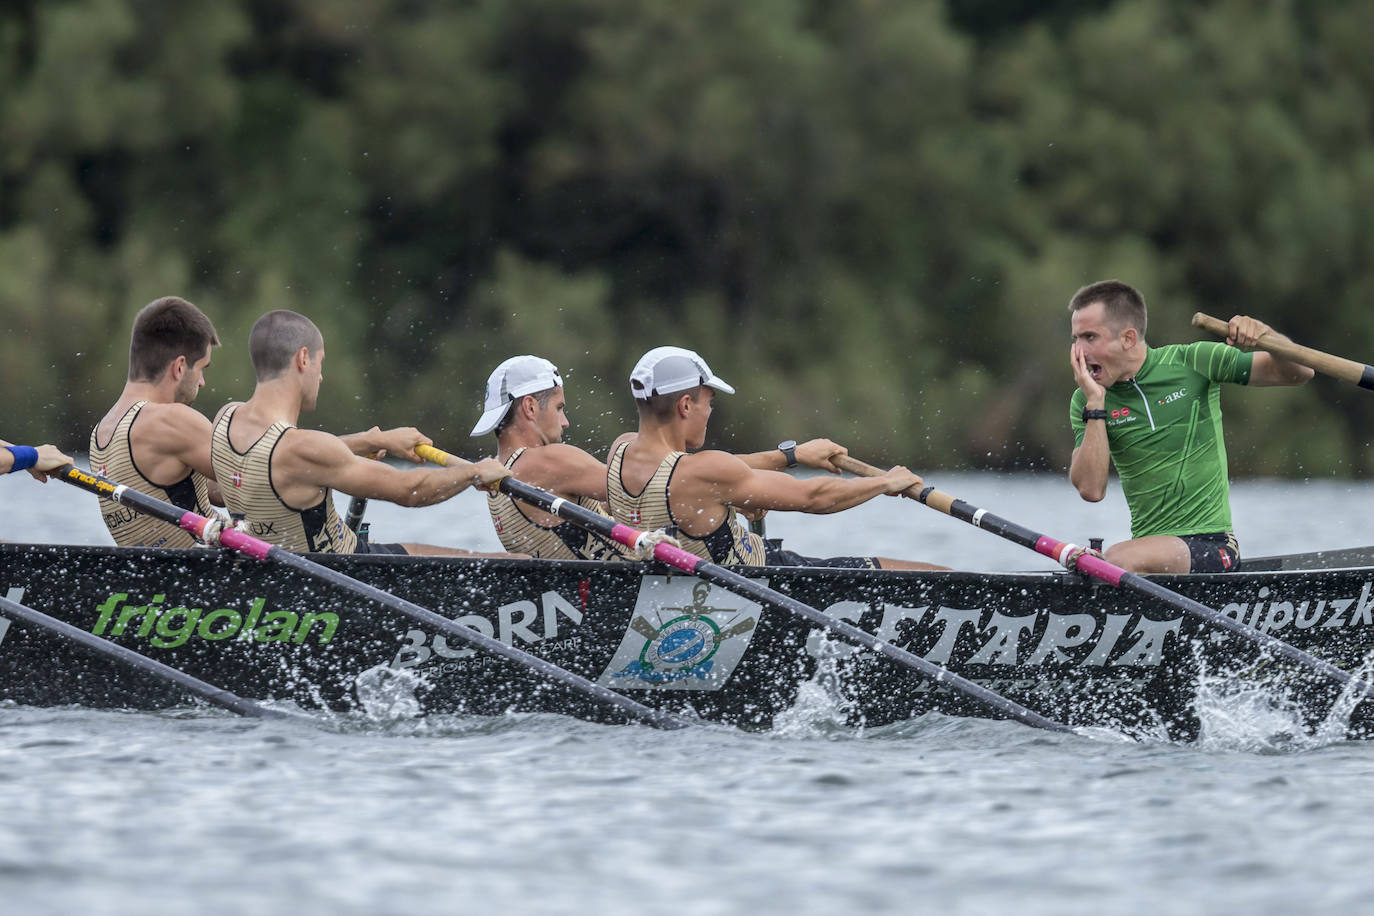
[
  {"x1": 596, "y1": 577, "x2": 760, "y2": 690},
  {"x1": 392, "y1": 588, "x2": 586, "y2": 669},
  {"x1": 1219, "y1": 582, "x2": 1374, "y2": 633},
  {"x1": 1158, "y1": 387, "x2": 1187, "y2": 405},
  {"x1": 90, "y1": 592, "x2": 337, "y2": 649},
  {"x1": 807, "y1": 600, "x2": 1181, "y2": 669}
]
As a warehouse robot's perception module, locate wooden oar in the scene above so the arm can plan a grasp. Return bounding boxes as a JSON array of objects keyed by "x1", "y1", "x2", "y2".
[
  {"x1": 0, "y1": 593, "x2": 293, "y2": 720},
  {"x1": 833, "y1": 455, "x2": 1374, "y2": 700},
  {"x1": 417, "y1": 444, "x2": 1074, "y2": 734},
  {"x1": 51, "y1": 464, "x2": 687, "y2": 731},
  {"x1": 1192, "y1": 312, "x2": 1374, "y2": 391}
]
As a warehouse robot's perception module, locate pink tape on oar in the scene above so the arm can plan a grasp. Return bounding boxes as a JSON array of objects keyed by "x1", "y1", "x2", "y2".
[
  {"x1": 219, "y1": 526, "x2": 274, "y2": 561},
  {"x1": 1032, "y1": 535, "x2": 1125, "y2": 586},
  {"x1": 649, "y1": 541, "x2": 707, "y2": 575}
]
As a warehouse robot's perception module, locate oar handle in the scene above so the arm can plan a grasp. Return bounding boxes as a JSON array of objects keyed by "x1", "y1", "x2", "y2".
[
  {"x1": 832, "y1": 455, "x2": 957, "y2": 514},
  {"x1": 416, "y1": 443, "x2": 451, "y2": 466},
  {"x1": 1191, "y1": 312, "x2": 1374, "y2": 389}
]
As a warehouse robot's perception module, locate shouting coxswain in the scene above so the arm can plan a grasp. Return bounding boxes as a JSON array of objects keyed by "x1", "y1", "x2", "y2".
[
  {"x1": 606, "y1": 346, "x2": 945, "y2": 570},
  {"x1": 90, "y1": 297, "x2": 224, "y2": 548},
  {"x1": 211, "y1": 310, "x2": 515, "y2": 557},
  {"x1": 470, "y1": 355, "x2": 628, "y2": 561},
  {"x1": 1068, "y1": 280, "x2": 1313, "y2": 573}
]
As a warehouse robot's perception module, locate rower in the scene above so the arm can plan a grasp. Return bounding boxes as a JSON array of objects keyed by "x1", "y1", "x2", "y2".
[
  {"x1": 606, "y1": 346, "x2": 946, "y2": 570},
  {"x1": 90, "y1": 297, "x2": 224, "y2": 549},
  {"x1": 471, "y1": 355, "x2": 628, "y2": 561},
  {"x1": 1, "y1": 441, "x2": 72, "y2": 479},
  {"x1": 210, "y1": 310, "x2": 516, "y2": 557}
]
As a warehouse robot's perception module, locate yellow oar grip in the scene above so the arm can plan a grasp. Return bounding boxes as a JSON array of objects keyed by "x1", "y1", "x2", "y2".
[
  {"x1": 416, "y1": 444, "x2": 453, "y2": 466},
  {"x1": 831, "y1": 454, "x2": 943, "y2": 507}
]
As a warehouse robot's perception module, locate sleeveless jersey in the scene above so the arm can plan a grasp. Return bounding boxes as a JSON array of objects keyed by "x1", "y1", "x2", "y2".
[
  {"x1": 210, "y1": 405, "x2": 358, "y2": 554},
  {"x1": 606, "y1": 442, "x2": 765, "y2": 566},
  {"x1": 1070, "y1": 342, "x2": 1253, "y2": 538},
  {"x1": 89, "y1": 401, "x2": 214, "y2": 549},
  {"x1": 485, "y1": 448, "x2": 626, "y2": 561}
]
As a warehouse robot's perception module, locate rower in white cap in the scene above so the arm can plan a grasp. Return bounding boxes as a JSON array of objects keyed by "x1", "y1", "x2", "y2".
[
  {"x1": 606, "y1": 346, "x2": 945, "y2": 570},
  {"x1": 471, "y1": 355, "x2": 629, "y2": 561}
]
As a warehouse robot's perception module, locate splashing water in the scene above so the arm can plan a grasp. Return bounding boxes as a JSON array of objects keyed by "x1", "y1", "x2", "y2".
[
  {"x1": 352, "y1": 664, "x2": 427, "y2": 723},
  {"x1": 1193, "y1": 647, "x2": 1374, "y2": 753},
  {"x1": 772, "y1": 634, "x2": 863, "y2": 738}
]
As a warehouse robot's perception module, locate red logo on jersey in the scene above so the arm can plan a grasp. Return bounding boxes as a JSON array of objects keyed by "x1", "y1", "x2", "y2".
[
  {"x1": 1121, "y1": 407, "x2": 1130, "y2": 417},
  {"x1": 96, "y1": 465, "x2": 108, "y2": 477},
  {"x1": 230, "y1": 472, "x2": 243, "y2": 488},
  {"x1": 628, "y1": 509, "x2": 642, "y2": 525},
  {"x1": 494, "y1": 518, "x2": 503, "y2": 533},
  {"x1": 1111, "y1": 409, "x2": 1121, "y2": 418},
  {"x1": 1220, "y1": 550, "x2": 1233, "y2": 570}
]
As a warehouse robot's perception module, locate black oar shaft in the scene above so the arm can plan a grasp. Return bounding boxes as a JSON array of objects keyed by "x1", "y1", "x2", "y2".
[
  {"x1": 0, "y1": 594, "x2": 286, "y2": 719},
  {"x1": 494, "y1": 474, "x2": 1074, "y2": 734},
  {"x1": 834, "y1": 456, "x2": 1374, "y2": 701},
  {"x1": 53, "y1": 465, "x2": 687, "y2": 731}
]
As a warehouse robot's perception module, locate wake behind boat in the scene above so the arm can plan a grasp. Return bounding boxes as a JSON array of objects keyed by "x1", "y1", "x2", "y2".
[{"x1": 4, "y1": 542, "x2": 1372, "y2": 739}]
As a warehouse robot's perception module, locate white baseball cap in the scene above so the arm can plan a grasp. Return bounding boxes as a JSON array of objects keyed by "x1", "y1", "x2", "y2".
[
  {"x1": 471, "y1": 355, "x2": 564, "y2": 436},
  {"x1": 629, "y1": 346, "x2": 735, "y2": 400}
]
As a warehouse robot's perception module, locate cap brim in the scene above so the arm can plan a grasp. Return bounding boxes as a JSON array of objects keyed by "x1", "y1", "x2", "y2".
[
  {"x1": 705, "y1": 375, "x2": 735, "y2": 395},
  {"x1": 470, "y1": 402, "x2": 514, "y2": 437}
]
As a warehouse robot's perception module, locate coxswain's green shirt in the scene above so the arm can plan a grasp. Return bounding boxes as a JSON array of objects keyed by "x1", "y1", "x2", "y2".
[{"x1": 1070, "y1": 342, "x2": 1254, "y2": 539}]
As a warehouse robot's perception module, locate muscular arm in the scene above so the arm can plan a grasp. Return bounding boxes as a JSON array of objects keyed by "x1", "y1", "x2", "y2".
[
  {"x1": 1226, "y1": 316, "x2": 1315, "y2": 387},
  {"x1": 738, "y1": 438, "x2": 847, "y2": 473},
  {"x1": 670, "y1": 450, "x2": 919, "y2": 537},
  {"x1": 514, "y1": 444, "x2": 610, "y2": 501},
  {"x1": 133, "y1": 403, "x2": 218, "y2": 484},
  {"x1": 276, "y1": 430, "x2": 509, "y2": 508},
  {"x1": 338, "y1": 426, "x2": 432, "y2": 461}
]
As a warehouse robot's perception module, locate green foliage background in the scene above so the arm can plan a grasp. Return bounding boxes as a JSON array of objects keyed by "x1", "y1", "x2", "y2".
[{"x1": 3, "y1": 0, "x2": 1372, "y2": 474}]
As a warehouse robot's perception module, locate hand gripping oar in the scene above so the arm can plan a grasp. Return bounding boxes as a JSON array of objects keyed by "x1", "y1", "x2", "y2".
[
  {"x1": 52, "y1": 465, "x2": 686, "y2": 730},
  {"x1": 416, "y1": 444, "x2": 1073, "y2": 734},
  {"x1": 1192, "y1": 312, "x2": 1374, "y2": 391},
  {"x1": 0, "y1": 593, "x2": 291, "y2": 720},
  {"x1": 832, "y1": 455, "x2": 1374, "y2": 700}
]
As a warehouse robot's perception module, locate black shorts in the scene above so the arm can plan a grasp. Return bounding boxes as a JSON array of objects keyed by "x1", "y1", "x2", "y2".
[
  {"x1": 1180, "y1": 532, "x2": 1240, "y2": 573},
  {"x1": 354, "y1": 538, "x2": 408, "y2": 556},
  {"x1": 763, "y1": 540, "x2": 879, "y2": 570}
]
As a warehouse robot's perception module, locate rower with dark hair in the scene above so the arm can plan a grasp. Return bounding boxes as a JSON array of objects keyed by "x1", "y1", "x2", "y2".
[
  {"x1": 606, "y1": 346, "x2": 945, "y2": 570},
  {"x1": 211, "y1": 310, "x2": 515, "y2": 556},
  {"x1": 471, "y1": 355, "x2": 628, "y2": 561},
  {"x1": 1, "y1": 440, "x2": 72, "y2": 479},
  {"x1": 91, "y1": 296, "x2": 223, "y2": 548}
]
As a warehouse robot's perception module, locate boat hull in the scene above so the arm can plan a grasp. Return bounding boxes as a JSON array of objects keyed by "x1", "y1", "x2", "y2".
[{"x1": 3, "y1": 544, "x2": 1372, "y2": 737}]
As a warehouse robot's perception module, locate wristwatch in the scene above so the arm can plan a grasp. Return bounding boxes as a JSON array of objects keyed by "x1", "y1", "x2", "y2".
[
  {"x1": 1081, "y1": 408, "x2": 1109, "y2": 422},
  {"x1": 778, "y1": 440, "x2": 799, "y2": 468}
]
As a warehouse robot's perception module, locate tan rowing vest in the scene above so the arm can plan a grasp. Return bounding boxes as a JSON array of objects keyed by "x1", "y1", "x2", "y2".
[
  {"x1": 485, "y1": 448, "x2": 626, "y2": 561},
  {"x1": 606, "y1": 442, "x2": 766, "y2": 566},
  {"x1": 210, "y1": 405, "x2": 358, "y2": 554},
  {"x1": 89, "y1": 401, "x2": 214, "y2": 549}
]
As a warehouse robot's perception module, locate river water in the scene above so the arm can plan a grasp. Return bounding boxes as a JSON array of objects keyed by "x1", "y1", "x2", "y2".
[{"x1": 2, "y1": 469, "x2": 1374, "y2": 915}]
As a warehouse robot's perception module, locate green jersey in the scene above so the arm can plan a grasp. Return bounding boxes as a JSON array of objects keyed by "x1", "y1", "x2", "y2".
[{"x1": 1070, "y1": 342, "x2": 1253, "y2": 539}]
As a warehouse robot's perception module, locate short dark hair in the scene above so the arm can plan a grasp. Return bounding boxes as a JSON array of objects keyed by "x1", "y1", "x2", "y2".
[
  {"x1": 1069, "y1": 280, "x2": 1148, "y2": 337},
  {"x1": 249, "y1": 310, "x2": 324, "y2": 381},
  {"x1": 636, "y1": 387, "x2": 702, "y2": 423},
  {"x1": 494, "y1": 387, "x2": 559, "y2": 436},
  {"x1": 128, "y1": 297, "x2": 219, "y2": 382}
]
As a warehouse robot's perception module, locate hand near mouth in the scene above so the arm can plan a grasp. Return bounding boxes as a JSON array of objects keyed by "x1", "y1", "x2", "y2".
[{"x1": 1070, "y1": 343, "x2": 1107, "y2": 405}]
